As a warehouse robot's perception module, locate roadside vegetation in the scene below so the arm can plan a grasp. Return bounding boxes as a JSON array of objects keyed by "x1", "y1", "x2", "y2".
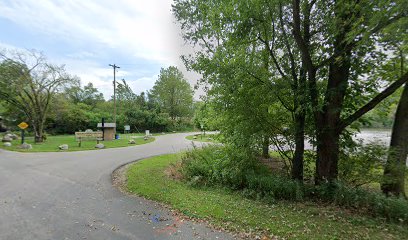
[
  {"x1": 185, "y1": 134, "x2": 219, "y2": 143},
  {"x1": 126, "y1": 153, "x2": 408, "y2": 239},
  {"x1": 172, "y1": 0, "x2": 408, "y2": 197}
]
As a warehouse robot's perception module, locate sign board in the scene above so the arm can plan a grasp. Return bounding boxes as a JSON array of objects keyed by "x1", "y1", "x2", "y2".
[
  {"x1": 145, "y1": 130, "x2": 150, "y2": 136},
  {"x1": 18, "y1": 122, "x2": 29, "y2": 130},
  {"x1": 124, "y1": 125, "x2": 130, "y2": 131},
  {"x1": 75, "y1": 131, "x2": 103, "y2": 141}
]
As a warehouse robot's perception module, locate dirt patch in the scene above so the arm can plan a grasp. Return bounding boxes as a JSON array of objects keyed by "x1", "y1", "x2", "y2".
[
  {"x1": 112, "y1": 163, "x2": 131, "y2": 194},
  {"x1": 164, "y1": 161, "x2": 184, "y2": 181},
  {"x1": 258, "y1": 156, "x2": 289, "y2": 174}
]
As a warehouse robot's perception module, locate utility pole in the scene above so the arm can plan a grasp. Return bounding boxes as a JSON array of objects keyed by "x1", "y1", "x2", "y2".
[{"x1": 109, "y1": 64, "x2": 120, "y2": 135}]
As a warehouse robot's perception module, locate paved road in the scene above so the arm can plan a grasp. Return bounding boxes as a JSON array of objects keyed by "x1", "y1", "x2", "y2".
[{"x1": 0, "y1": 133, "x2": 234, "y2": 240}]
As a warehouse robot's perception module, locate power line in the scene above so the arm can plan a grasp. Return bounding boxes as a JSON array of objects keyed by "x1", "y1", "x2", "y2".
[{"x1": 109, "y1": 64, "x2": 120, "y2": 134}]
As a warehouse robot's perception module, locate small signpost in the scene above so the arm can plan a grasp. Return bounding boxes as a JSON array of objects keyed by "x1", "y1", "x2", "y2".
[
  {"x1": 18, "y1": 122, "x2": 28, "y2": 144},
  {"x1": 124, "y1": 125, "x2": 130, "y2": 134},
  {"x1": 200, "y1": 123, "x2": 205, "y2": 140}
]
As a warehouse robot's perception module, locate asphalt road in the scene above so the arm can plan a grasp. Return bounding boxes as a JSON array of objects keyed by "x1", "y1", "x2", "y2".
[{"x1": 0, "y1": 133, "x2": 234, "y2": 240}]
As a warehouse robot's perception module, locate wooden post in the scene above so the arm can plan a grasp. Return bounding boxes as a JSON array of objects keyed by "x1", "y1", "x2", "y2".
[{"x1": 21, "y1": 129, "x2": 25, "y2": 144}]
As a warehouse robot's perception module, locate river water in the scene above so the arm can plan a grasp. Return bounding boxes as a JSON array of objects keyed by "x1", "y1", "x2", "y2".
[
  {"x1": 273, "y1": 129, "x2": 407, "y2": 165},
  {"x1": 355, "y1": 128, "x2": 392, "y2": 145},
  {"x1": 352, "y1": 129, "x2": 408, "y2": 166}
]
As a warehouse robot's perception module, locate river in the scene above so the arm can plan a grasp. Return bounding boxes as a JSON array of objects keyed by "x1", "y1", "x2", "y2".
[{"x1": 355, "y1": 128, "x2": 392, "y2": 145}]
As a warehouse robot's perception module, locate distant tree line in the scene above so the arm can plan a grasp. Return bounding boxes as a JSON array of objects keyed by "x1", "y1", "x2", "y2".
[{"x1": 0, "y1": 49, "x2": 196, "y2": 139}]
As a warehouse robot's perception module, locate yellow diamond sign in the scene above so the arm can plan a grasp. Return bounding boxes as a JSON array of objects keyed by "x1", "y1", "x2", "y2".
[{"x1": 18, "y1": 122, "x2": 29, "y2": 130}]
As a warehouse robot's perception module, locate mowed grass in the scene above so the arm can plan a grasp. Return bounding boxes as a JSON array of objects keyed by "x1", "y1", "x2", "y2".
[
  {"x1": 126, "y1": 154, "x2": 408, "y2": 240},
  {"x1": 185, "y1": 134, "x2": 219, "y2": 143},
  {"x1": 0, "y1": 133, "x2": 154, "y2": 152}
]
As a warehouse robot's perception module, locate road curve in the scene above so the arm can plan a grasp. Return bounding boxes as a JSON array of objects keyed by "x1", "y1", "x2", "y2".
[{"x1": 0, "y1": 133, "x2": 234, "y2": 240}]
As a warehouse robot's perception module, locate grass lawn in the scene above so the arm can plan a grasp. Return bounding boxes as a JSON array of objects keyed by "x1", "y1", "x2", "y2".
[
  {"x1": 185, "y1": 133, "x2": 219, "y2": 143},
  {"x1": 126, "y1": 154, "x2": 408, "y2": 240},
  {"x1": 0, "y1": 133, "x2": 154, "y2": 152}
]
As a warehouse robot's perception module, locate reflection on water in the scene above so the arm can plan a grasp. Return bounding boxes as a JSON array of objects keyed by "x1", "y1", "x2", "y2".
[{"x1": 355, "y1": 129, "x2": 391, "y2": 145}]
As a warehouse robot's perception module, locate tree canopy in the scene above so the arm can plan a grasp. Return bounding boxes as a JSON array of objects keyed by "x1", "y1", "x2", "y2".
[
  {"x1": 0, "y1": 49, "x2": 74, "y2": 142},
  {"x1": 173, "y1": 0, "x2": 408, "y2": 185},
  {"x1": 150, "y1": 66, "x2": 194, "y2": 120}
]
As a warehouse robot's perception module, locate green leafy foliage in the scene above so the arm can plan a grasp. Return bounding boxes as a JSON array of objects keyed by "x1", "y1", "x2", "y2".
[
  {"x1": 173, "y1": 0, "x2": 408, "y2": 183},
  {"x1": 0, "y1": 49, "x2": 75, "y2": 142},
  {"x1": 65, "y1": 82, "x2": 104, "y2": 108},
  {"x1": 150, "y1": 66, "x2": 194, "y2": 121},
  {"x1": 127, "y1": 154, "x2": 408, "y2": 239},
  {"x1": 313, "y1": 182, "x2": 408, "y2": 223},
  {"x1": 339, "y1": 142, "x2": 387, "y2": 187},
  {"x1": 181, "y1": 145, "x2": 258, "y2": 189},
  {"x1": 181, "y1": 146, "x2": 408, "y2": 223},
  {"x1": 192, "y1": 101, "x2": 219, "y2": 131}
]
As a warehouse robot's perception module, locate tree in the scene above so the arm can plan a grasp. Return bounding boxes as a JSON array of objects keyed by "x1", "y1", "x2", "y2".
[
  {"x1": 173, "y1": 0, "x2": 312, "y2": 180},
  {"x1": 0, "y1": 49, "x2": 74, "y2": 142},
  {"x1": 290, "y1": 0, "x2": 408, "y2": 183},
  {"x1": 381, "y1": 27, "x2": 408, "y2": 196},
  {"x1": 382, "y1": 83, "x2": 408, "y2": 196},
  {"x1": 193, "y1": 100, "x2": 220, "y2": 131},
  {"x1": 173, "y1": 0, "x2": 408, "y2": 184},
  {"x1": 65, "y1": 82, "x2": 104, "y2": 108},
  {"x1": 115, "y1": 79, "x2": 147, "y2": 114},
  {"x1": 150, "y1": 66, "x2": 194, "y2": 120},
  {"x1": 116, "y1": 79, "x2": 136, "y2": 103}
]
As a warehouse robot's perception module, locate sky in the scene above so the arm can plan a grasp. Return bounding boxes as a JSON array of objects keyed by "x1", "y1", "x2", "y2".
[{"x1": 0, "y1": 0, "x2": 199, "y2": 99}]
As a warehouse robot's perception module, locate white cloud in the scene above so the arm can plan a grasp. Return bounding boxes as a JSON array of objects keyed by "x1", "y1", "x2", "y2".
[
  {"x1": 0, "y1": 0, "x2": 181, "y2": 64},
  {"x1": 0, "y1": 0, "x2": 202, "y2": 99}
]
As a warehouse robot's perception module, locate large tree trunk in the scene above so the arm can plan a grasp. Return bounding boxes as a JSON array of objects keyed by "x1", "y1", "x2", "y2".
[
  {"x1": 315, "y1": 127, "x2": 341, "y2": 183},
  {"x1": 315, "y1": 46, "x2": 351, "y2": 183},
  {"x1": 382, "y1": 83, "x2": 408, "y2": 197},
  {"x1": 292, "y1": 112, "x2": 305, "y2": 181},
  {"x1": 291, "y1": 63, "x2": 307, "y2": 181},
  {"x1": 33, "y1": 119, "x2": 45, "y2": 143},
  {"x1": 262, "y1": 135, "x2": 269, "y2": 158}
]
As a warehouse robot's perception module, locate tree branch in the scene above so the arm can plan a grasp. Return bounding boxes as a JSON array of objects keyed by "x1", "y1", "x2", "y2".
[{"x1": 339, "y1": 71, "x2": 408, "y2": 131}]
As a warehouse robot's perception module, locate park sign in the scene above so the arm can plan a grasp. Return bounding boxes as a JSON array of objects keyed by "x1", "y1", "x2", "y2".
[
  {"x1": 18, "y1": 122, "x2": 29, "y2": 130},
  {"x1": 75, "y1": 131, "x2": 103, "y2": 141}
]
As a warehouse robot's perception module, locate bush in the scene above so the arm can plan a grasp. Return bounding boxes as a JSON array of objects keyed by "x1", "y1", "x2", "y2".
[
  {"x1": 338, "y1": 142, "x2": 386, "y2": 187},
  {"x1": 313, "y1": 182, "x2": 408, "y2": 223},
  {"x1": 181, "y1": 145, "x2": 257, "y2": 189},
  {"x1": 246, "y1": 173, "x2": 304, "y2": 201},
  {"x1": 181, "y1": 145, "x2": 304, "y2": 201},
  {"x1": 180, "y1": 146, "x2": 408, "y2": 224}
]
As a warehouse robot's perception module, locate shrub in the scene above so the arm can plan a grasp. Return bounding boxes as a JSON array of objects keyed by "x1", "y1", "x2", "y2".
[
  {"x1": 313, "y1": 182, "x2": 408, "y2": 223},
  {"x1": 338, "y1": 142, "x2": 386, "y2": 187},
  {"x1": 180, "y1": 146, "x2": 408, "y2": 224},
  {"x1": 246, "y1": 173, "x2": 304, "y2": 201},
  {"x1": 181, "y1": 145, "x2": 304, "y2": 201},
  {"x1": 181, "y1": 145, "x2": 257, "y2": 189}
]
